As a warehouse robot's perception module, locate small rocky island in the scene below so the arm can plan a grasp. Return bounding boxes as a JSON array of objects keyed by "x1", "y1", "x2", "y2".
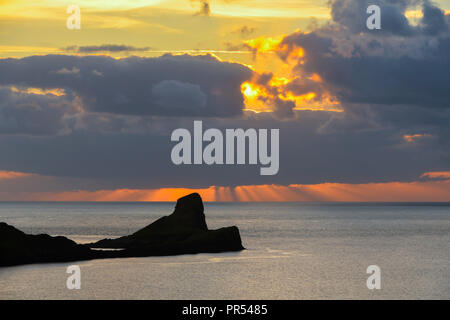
[{"x1": 0, "y1": 193, "x2": 244, "y2": 267}]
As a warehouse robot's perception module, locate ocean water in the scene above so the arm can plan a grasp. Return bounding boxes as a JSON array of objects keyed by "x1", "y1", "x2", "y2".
[{"x1": 0, "y1": 202, "x2": 449, "y2": 300}]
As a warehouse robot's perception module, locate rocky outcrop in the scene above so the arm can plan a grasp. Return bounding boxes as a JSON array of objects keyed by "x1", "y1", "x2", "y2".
[
  {"x1": 0, "y1": 193, "x2": 244, "y2": 267},
  {"x1": 0, "y1": 222, "x2": 94, "y2": 267},
  {"x1": 88, "y1": 193, "x2": 244, "y2": 253}
]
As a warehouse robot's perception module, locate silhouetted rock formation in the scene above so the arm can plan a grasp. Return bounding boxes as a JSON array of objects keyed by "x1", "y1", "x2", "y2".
[
  {"x1": 88, "y1": 193, "x2": 244, "y2": 253},
  {"x1": 0, "y1": 222, "x2": 93, "y2": 267},
  {"x1": 0, "y1": 193, "x2": 244, "y2": 267}
]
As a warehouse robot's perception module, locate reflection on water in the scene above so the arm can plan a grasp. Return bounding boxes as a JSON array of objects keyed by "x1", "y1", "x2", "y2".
[{"x1": 0, "y1": 202, "x2": 449, "y2": 299}]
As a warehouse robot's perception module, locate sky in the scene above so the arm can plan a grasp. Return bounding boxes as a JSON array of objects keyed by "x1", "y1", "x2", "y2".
[{"x1": 0, "y1": 0, "x2": 449, "y2": 201}]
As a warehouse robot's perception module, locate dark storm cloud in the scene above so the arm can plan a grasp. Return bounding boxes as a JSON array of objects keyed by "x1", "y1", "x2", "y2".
[
  {"x1": 0, "y1": 111, "x2": 447, "y2": 190},
  {"x1": 0, "y1": 54, "x2": 252, "y2": 117},
  {"x1": 330, "y1": 0, "x2": 448, "y2": 36},
  {"x1": 64, "y1": 44, "x2": 151, "y2": 53},
  {"x1": 152, "y1": 80, "x2": 207, "y2": 115},
  {"x1": 0, "y1": 0, "x2": 449, "y2": 191},
  {"x1": 306, "y1": 42, "x2": 450, "y2": 108},
  {"x1": 279, "y1": 1, "x2": 450, "y2": 110},
  {"x1": 0, "y1": 87, "x2": 75, "y2": 135},
  {"x1": 421, "y1": 1, "x2": 449, "y2": 35}
]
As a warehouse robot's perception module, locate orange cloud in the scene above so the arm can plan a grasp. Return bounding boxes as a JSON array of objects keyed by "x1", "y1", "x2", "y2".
[
  {"x1": 244, "y1": 36, "x2": 283, "y2": 54},
  {"x1": 420, "y1": 171, "x2": 450, "y2": 179},
  {"x1": 240, "y1": 32, "x2": 342, "y2": 113},
  {"x1": 10, "y1": 86, "x2": 66, "y2": 96},
  {"x1": 0, "y1": 170, "x2": 33, "y2": 180},
  {"x1": 403, "y1": 133, "x2": 431, "y2": 142}
]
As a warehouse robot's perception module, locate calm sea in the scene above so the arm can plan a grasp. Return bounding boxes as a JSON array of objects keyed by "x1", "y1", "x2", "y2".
[{"x1": 0, "y1": 202, "x2": 449, "y2": 299}]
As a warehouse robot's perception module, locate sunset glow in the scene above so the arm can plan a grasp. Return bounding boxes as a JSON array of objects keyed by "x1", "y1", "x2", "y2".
[
  {"x1": 0, "y1": 0, "x2": 449, "y2": 202},
  {"x1": 0, "y1": 170, "x2": 34, "y2": 180},
  {"x1": 404, "y1": 133, "x2": 432, "y2": 142},
  {"x1": 2, "y1": 177, "x2": 449, "y2": 202},
  {"x1": 421, "y1": 171, "x2": 450, "y2": 179}
]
